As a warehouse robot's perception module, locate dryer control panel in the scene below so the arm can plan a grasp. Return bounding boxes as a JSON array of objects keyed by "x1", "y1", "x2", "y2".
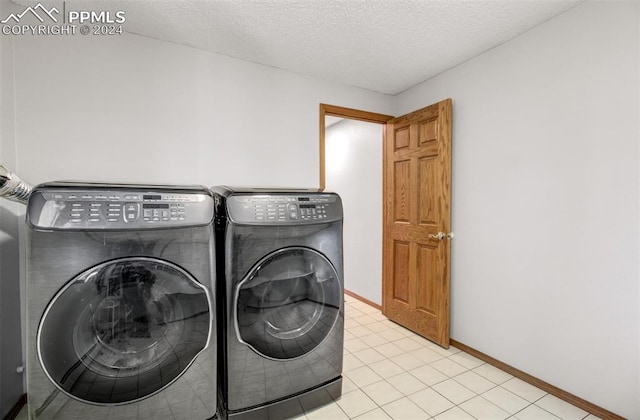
[
  {"x1": 226, "y1": 193, "x2": 342, "y2": 225},
  {"x1": 28, "y1": 187, "x2": 214, "y2": 230}
]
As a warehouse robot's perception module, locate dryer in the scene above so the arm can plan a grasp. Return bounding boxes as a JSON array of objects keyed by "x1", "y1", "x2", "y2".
[
  {"x1": 212, "y1": 186, "x2": 344, "y2": 420},
  {"x1": 26, "y1": 182, "x2": 216, "y2": 419}
]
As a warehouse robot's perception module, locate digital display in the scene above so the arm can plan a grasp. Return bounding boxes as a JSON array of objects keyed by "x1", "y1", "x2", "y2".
[
  {"x1": 143, "y1": 195, "x2": 162, "y2": 200},
  {"x1": 299, "y1": 204, "x2": 316, "y2": 209},
  {"x1": 143, "y1": 204, "x2": 169, "y2": 209},
  {"x1": 298, "y1": 197, "x2": 310, "y2": 202}
]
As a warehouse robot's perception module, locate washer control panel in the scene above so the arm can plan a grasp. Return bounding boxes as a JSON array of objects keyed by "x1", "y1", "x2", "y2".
[
  {"x1": 28, "y1": 188, "x2": 214, "y2": 229},
  {"x1": 227, "y1": 193, "x2": 342, "y2": 224}
]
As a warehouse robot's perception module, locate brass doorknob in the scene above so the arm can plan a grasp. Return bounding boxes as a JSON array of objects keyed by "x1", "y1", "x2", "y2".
[{"x1": 429, "y1": 232, "x2": 454, "y2": 240}]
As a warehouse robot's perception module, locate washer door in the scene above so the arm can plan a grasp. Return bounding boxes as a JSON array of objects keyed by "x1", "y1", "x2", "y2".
[
  {"x1": 37, "y1": 257, "x2": 211, "y2": 405},
  {"x1": 235, "y1": 247, "x2": 341, "y2": 360}
]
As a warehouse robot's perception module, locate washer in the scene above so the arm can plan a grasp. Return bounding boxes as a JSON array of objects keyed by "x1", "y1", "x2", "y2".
[
  {"x1": 26, "y1": 182, "x2": 216, "y2": 419},
  {"x1": 212, "y1": 186, "x2": 344, "y2": 420}
]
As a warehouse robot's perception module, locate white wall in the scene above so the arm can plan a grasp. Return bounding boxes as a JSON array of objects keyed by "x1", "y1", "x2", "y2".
[
  {"x1": 396, "y1": 2, "x2": 639, "y2": 418},
  {"x1": 325, "y1": 119, "x2": 383, "y2": 304},
  {"x1": 3, "y1": 23, "x2": 393, "y2": 412},
  {"x1": 11, "y1": 32, "x2": 393, "y2": 187},
  {"x1": 0, "y1": 0, "x2": 26, "y2": 416}
]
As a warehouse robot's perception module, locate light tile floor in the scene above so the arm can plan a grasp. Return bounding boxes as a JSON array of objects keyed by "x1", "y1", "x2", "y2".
[{"x1": 300, "y1": 294, "x2": 600, "y2": 420}]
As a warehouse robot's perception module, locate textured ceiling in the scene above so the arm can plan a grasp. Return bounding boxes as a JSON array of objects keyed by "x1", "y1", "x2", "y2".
[{"x1": 15, "y1": 0, "x2": 583, "y2": 94}]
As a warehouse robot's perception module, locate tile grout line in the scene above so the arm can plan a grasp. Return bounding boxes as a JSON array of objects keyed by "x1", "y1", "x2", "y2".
[{"x1": 340, "y1": 301, "x2": 591, "y2": 420}]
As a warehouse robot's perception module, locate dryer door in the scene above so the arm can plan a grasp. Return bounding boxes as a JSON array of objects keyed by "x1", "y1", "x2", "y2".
[
  {"x1": 37, "y1": 257, "x2": 211, "y2": 405},
  {"x1": 235, "y1": 247, "x2": 342, "y2": 359}
]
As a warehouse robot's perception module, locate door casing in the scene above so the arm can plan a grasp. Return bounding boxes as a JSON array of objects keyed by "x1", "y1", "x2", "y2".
[{"x1": 319, "y1": 100, "x2": 452, "y2": 348}]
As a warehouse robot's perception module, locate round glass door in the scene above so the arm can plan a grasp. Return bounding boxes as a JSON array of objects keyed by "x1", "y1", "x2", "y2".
[
  {"x1": 235, "y1": 247, "x2": 341, "y2": 360},
  {"x1": 37, "y1": 257, "x2": 211, "y2": 404}
]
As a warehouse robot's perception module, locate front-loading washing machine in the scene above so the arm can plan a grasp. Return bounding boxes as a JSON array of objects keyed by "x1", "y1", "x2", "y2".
[
  {"x1": 211, "y1": 186, "x2": 344, "y2": 420},
  {"x1": 26, "y1": 182, "x2": 216, "y2": 419}
]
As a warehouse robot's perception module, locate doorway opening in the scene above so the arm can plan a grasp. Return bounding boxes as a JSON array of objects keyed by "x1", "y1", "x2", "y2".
[{"x1": 319, "y1": 104, "x2": 392, "y2": 307}]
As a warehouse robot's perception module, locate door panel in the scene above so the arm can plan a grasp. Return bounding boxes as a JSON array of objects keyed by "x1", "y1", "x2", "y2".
[
  {"x1": 393, "y1": 160, "x2": 411, "y2": 222},
  {"x1": 392, "y1": 241, "x2": 410, "y2": 303},
  {"x1": 416, "y1": 244, "x2": 438, "y2": 314},
  {"x1": 383, "y1": 98, "x2": 452, "y2": 348},
  {"x1": 418, "y1": 156, "x2": 439, "y2": 225},
  {"x1": 394, "y1": 126, "x2": 410, "y2": 150}
]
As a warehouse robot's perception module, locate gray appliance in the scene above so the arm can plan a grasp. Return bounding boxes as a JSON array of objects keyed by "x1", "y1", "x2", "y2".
[
  {"x1": 26, "y1": 182, "x2": 216, "y2": 419},
  {"x1": 212, "y1": 186, "x2": 344, "y2": 420}
]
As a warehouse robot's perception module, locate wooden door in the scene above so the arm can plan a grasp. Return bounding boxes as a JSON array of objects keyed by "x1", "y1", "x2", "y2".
[{"x1": 382, "y1": 99, "x2": 452, "y2": 348}]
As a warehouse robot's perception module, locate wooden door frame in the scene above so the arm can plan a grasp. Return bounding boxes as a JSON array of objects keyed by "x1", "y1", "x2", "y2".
[{"x1": 319, "y1": 103, "x2": 393, "y2": 189}]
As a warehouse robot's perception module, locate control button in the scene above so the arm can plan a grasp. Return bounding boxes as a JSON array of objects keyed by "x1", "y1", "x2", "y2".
[
  {"x1": 53, "y1": 194, "x2": 63, "y2": 200},
  {"x1": 95, "y1": 195, "x2": 107, "y2": 200},
  {"x1": 123, "y1": 203, "x2": 140, "y2": 223},
  {"x1": 88, "y1": 218, "x2": 100, "y2": 222},
  {"x1": 67, "y1": 195, "x2": 77, "y2": 199},
  {"x1": 108, "y1": 195, "x2": 120, "y2": 200},
  {"x1": 82, "y1": 195, "x2": 93, "y2": 200},
  {"x1": 107, "y1": 218, "x2": 119, "y2": 222},
  {"x1": 70, "y1": 219, "x2": 82, "y2": 223},
  {"x1": 143, "y1": 209, "x2": 152, "y2": 217},
  {"x1": 290, "y1": 212, "x2": 298, "y2": 220}
]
